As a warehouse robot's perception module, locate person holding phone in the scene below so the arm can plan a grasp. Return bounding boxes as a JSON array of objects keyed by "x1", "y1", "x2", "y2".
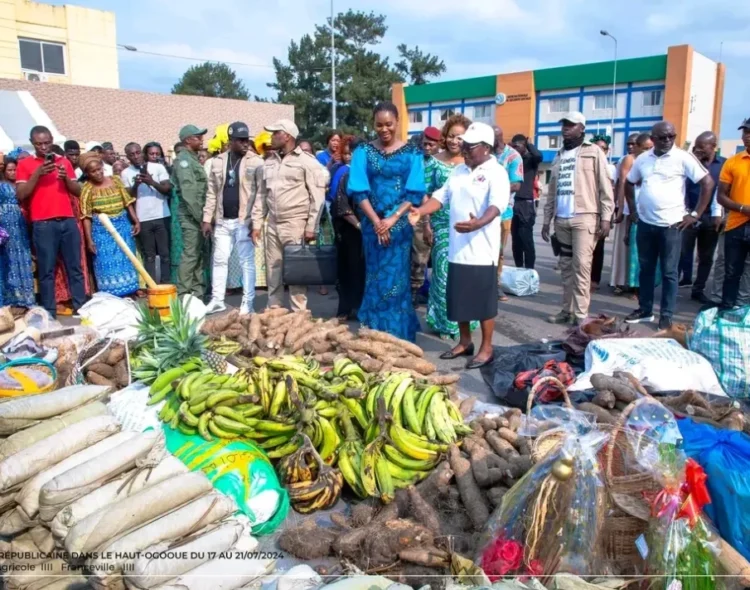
[
  {"x1": 15, "y1": 125, "x2": 86, "y2": 317},
  {"x1": 122, "y1": 142, "x2": 173, "y2": 283}
]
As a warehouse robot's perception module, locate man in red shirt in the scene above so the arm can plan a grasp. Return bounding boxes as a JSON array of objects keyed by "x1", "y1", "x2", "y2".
[{"x1": 16, "y1": 125, "x2": 85, "y2": 317}]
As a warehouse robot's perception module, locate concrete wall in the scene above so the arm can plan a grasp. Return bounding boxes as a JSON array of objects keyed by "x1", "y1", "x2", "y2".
[
  {"x1": 685, "y1": 50, "x2": 717, "y2": 147},
  {"x1": 0, "y1": 0, "x2": 118, "y2": 88}
]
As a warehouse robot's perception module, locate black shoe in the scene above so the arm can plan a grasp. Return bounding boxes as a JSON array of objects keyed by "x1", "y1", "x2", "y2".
[
  {"x1": 658, "y1": 316, "x2": 673, "y2": 330},
  {"x1": 466, "y1": 355, "x2": 493, "y2": 370},
  {"x1": 691, "y1": 292, "x2": 712, "y2": 305},
  {"x1": 678, "y1": 279, "x2": 693, "y2": 288},
  {"x1": 439, "y1": 343, "x2": 475, "y2": 360},
  {"x1": 625, "y1": 309, "x2": 655, "y2": 324}
]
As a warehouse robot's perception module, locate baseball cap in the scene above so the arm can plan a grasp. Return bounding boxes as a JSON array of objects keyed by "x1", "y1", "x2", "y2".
[
  {"x1": 228, "y1": 121, "x2": 251, "y2": 140},
  {"x1": 101, "y1": 142, "x2": 114, "y2": 151},
  {"x1": 84, "y1": 141, "x2": 102, "y2": 152},
  {"x1": 265, "y1": 119, "x2": 299, "y2": 139},
  {"x1": 179, "y1": 124, "x2": 208, "y2": 141},
  {"x1": 738, "y1": 117, "x2": 750, "y2": 130},
  {"x1": 423, "y1": 126, "x2": 441, "y2": 142},
  {"x1": 560, "y1": 112, "x2": 586, "y2": 126},
  {"x1": 459, "y1": 122, "x2": 495, "y2": 146}
]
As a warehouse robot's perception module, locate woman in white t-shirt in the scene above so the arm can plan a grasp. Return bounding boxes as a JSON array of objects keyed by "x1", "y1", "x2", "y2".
[{"x1": 409, "y1": 123, "x2": 510, "y2": 369}]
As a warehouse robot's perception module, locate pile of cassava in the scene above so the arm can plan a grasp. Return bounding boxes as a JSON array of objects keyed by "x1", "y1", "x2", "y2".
[
  {"x1": 277, "y1": 400, "x2": 534, "y2": 588},
  {"x1": 201, "y1": 308, "x2": 460, "y2": 387},
  {"x1": 80, "y1": 341, "x2": 131, "y2": 390},
  {"x1": 0, "y1": 385, "x2": 272, "y2": 590}
]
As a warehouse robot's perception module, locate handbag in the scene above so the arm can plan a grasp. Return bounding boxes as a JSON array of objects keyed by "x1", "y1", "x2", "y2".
[{"x1": 282, "y1": 208, "x2": 337, "y2": 286}]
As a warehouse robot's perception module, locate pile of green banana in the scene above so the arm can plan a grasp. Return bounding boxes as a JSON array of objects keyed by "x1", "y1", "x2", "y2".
[
  {"x1": 206, "y1": 337, "x2": 242, "y2": 356},
  {"x1": 148, "y1": 355, "x2": 470, "y2": 508}
]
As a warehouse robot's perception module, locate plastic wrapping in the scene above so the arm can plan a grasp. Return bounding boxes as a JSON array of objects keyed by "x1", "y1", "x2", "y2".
[{"x1": 476, "y1": 429, "x2": 608, "y2": 580}]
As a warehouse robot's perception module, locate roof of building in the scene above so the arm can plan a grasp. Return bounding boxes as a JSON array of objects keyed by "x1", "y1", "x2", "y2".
[{"x1": 0, "y1": 79, "x2": 292, "y2": 153}]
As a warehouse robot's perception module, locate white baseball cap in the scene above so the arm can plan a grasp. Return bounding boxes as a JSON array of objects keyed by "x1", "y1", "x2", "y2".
[
  {"x1": 459, "y1": 122, "x2": 495, "y2": 146},
  {"x1": 84, "y1": 141, "x2": 103, "y2": 152},
  {"x1": 559, "y1": 112, "x2": 586, "y2": 126}
]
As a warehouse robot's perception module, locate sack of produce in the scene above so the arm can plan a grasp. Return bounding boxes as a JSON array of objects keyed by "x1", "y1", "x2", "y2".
[
  {"x1": 0, "y1": 506, "x2": 36, "y2": 535},
  {"x1": 5, "y1": 558, "x2": 67, "y2": 590},
  {"x1": 0, "y1": 401, "x2": 108, "y2": 460},
  {"x1": 125, "y1": 521, "x2": 246, "y2": 589},
  {"x1": 9, "y1": 529, "x2": 49, "y2": 565},
  {"x1": 500, "y1": 266, "x2": 540, "y2": 297},
  {"x1": 0, "y1": 414, "x2": 120, "y2": 491},
  {"x1": 65, "y1": 472, "x2": 212, "y2": 555},
  {"x1": 0, "y1": 384, "x2": 111, "y2": 435},
  {"x1": 18, "y1": 431, "x2": 137, "y2": 519},
  {"x1": 147, "y1": 554, "x2": 274, "y2": 590},
  {"x1": 51, "y1": 454, "x2": 188, "y2": 540},
  {"x1": 87, "y1": 492, "x2": 237, "y2": 578},
  {"x1": 39, "y1": 431, "x2": 160, "y2": 521},
  {"x1": 164, "y1": 428, "x2": 289, "y2": 535}
]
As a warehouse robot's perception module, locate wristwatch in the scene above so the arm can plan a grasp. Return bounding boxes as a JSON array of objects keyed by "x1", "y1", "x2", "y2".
[{"x1": 690, "y1": 211, "x2": 699, "y2": 219}]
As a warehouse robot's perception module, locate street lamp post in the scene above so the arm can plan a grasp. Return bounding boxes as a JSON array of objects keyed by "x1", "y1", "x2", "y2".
[
  {"x1": 331, "y1": 0, "x2": 337, "y2": 129},
  {"x1": 600, "y1": 30, "x2": 617, "y2": 161}
]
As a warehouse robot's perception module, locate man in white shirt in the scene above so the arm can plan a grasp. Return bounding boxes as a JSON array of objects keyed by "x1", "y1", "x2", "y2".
[
  {"x1": 624, "y1": 121, "x2": 714, "y2": 329},
  {"x1": 409, "y1": 122, "x2": 510, "y2": 370},
  {"x1": 100, "y1": 142, "x2": 116, "y2": 177},
  {"x1": 122, "y1": 142, "x2": 173, "y2": 283}
]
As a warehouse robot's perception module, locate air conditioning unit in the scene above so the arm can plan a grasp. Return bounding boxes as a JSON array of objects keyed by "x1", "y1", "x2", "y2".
[{"x1": 23, "y1": 72, "x2": 48, "y2": 82}]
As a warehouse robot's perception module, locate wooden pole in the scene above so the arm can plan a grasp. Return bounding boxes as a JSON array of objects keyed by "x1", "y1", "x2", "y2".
[{"x1": 96, "y1": 213, "x2": 159, "y2": 290}]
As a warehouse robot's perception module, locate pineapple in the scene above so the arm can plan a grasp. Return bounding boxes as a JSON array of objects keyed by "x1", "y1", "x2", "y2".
[{"x1": 201, "y1": 349, "x2": 227, "y2": 373}]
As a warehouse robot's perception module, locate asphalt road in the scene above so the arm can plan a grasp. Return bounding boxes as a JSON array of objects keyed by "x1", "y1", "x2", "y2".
[{"x1": 229, "y1": 211, "x2": 707, "y2": 404}]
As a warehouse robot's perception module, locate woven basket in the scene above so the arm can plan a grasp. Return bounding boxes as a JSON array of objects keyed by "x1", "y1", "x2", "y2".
[
  {"x1": 527, "y1": 376, "x2": 574, "y2": 463},
  {"x1": 66, "y1": 336, "x2": 132, "y2": 387}
]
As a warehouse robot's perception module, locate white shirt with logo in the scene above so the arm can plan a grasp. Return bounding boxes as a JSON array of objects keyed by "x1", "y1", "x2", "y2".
[
  {"x1": 103, "y1": 162, "x2": 113, "y2": 177},
  {"x1": 432, "y1": 157, "x2": 510, "y2": 266},
  {"x1": 626, "y1": 147, "x2": 708, "y2": 227},
  {"x1": 555, "y1": 147, "x2": 580, "y2": 219},
  {"x1": 121, "y1": 162, "x2": 171, "y2": 222}
]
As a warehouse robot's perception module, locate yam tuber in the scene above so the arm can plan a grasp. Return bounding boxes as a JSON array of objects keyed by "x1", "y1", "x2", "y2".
[
  {"x1": 496, "y1": 427, "x2": 519, "y2": 447},
  {"x1": 340, "y1": 339, "x2": 394, "y2": 359},
  {"x1": 332, "y1": 502, "x2": 399, "y2": 559},
  {"x1": 106, "y1": 347, "x2": 126, "y2": 366},
  {"x1": 304, "y1": 339, "x2": 333, "y2": 355},
  {"x1": 329, "y1": 330, "x2": 354, "y2": 344},
  {"x1": 614, "y1": 371, "x2": 650, "y2": 397},
  {"x1": 662, "y1": 390, "x2": 712, "y2": 412},
  {"x1": 86, "y1": 371, "x2": 115, "y2": 388},
  {"x1": 399, "y1": 547, "x2": 449, "y2": 568},
  {"x1": 391, "y1": 356, "x2": 436, "y2": 376},
  {"x1": 485, "y1": 430, "x2": 519, "y2": 461},
  {"x1": 290, "y1": 321, "x2": 342, "y2": 352},
  {"x1": 406, "y1": 486, "x2": 441, "y2": 535},
  {"x1": 313, "y1": 352, "x2": 339, "y2": 365},
  {"x1": 505, "y1": 409, "x2": 522, "y2": 433},
  {"x1": 113, "y1": 360, "x2": 129, "y2": 388},
  {"x1": 278, "y1": 521, "x2": 337, "y2": 560},
  {"x1": 478, "y1": 417, "x2": 498, "y2": 431},
  {"x1": 464, "y1": 438, "x2": 509, "y2": 488},
  {"x1": 260, "y1": 307, "x2": 290, "y2": 324},
  {"x1": 590, "y1": 373, "x2": 638, "y2": 403},
  {"x1": 458, "y1": 397, "x2": 477, "y2": 418},
  {"x1": 358, "y1": 327, "x2": 424, "y2": 357},
  {"x1": 427, "y1": 373, "x2": 460, "y2": 386},
  {"x1": 486, "y1": 486, "x2": 509, "y2": 508},
  {"x1": 576, "y1": 402, "x2": 617, "y2": 424},
  {"x1": 448, "y1": 445, "x2": 489, "y2": 531},
  {"x1": 592, "y1": 390, "x2": 616, "y2": 410},
  {"x1": 248, "y1": 315, "x2": 262, "y2": 342},
  {"x1": 284, "y1": 320, "x2": 312, "y2": 348},
  {"x1": 416, "y1": 461, "x2": 453, "y2": 502},
  {"x1": 86, "y1": 363, "x2": 114, "y2": 380}
]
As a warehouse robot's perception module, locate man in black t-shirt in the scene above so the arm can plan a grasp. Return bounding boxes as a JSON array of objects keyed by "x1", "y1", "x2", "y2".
[{"x1": 510, "y1": 134, "x2": 543, "y2": 269}]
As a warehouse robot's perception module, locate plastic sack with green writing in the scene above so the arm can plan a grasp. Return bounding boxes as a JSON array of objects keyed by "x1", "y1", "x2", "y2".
[{"x1": 163, "y1": 426, "x2": 289, "y2": 535}]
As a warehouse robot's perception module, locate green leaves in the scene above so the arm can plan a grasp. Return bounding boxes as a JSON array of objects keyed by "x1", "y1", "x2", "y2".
[{"x1": 172, "y1": 62, "x2": 250, "y2": 100}]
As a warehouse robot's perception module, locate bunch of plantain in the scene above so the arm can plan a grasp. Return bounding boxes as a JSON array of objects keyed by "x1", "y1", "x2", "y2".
[
  {"x1": 279, "y1": 434, "x2": 344, "y2": 514},
  {"x1": 206, "y1": 337, "x2": 243, "y2": 356}
]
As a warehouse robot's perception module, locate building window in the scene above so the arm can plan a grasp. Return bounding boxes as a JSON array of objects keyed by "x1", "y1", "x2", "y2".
[
  {"x1": 19, "y1": 39, "x2": 65, "y2": 75},
  {"x1": 547, "y1": 98, "x2": 570, "y2": 113},
  {"x1": 642, "y1": 90, "x2": 663, "y2": 107},
  {"x1": 439, "y1": 108, "x2": 456, "y2": 121},
  {"x1": 472, "y1": 104, "x2": 492, "y2": 120},
  {"x1": 594, "y1": 94, "x2": 614, "y2": 110},
  {"x1": 408, "y1": 111, "x2": 423, "y2": 124},
  {"x1": 548, "y1": 135, "x2": 560, "y2": 149}
]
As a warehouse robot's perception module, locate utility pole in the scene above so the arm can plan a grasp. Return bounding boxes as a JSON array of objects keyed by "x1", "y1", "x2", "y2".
[
  {"x1": 331, "y1": 0, "x2": 337, "y2": 128},
  {"x1": 600, "y1": 30, "x2": 618, "y2": 162}
]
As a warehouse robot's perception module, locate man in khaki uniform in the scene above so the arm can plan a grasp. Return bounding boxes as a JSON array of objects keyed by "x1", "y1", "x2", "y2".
[
  {"x1": 251, "y1": 119, "x2": 327, "y2": 311},
  {"x1": 202, "y1": 121, "x2": 264, "y2": 315}
]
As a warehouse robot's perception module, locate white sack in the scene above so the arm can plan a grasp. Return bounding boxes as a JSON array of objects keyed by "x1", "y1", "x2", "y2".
[
  {"x1": 39, "y1": 431, "x2": 160, "y2": 522},
  {"x1": 51, "y1": 455, "x2": 188, "y2": 541},
  {"x1": 17, "y1": 432, "x2": 137, "y2": 519},
  {"x1": 500, "y1": 266, "x2": 540, "y2": 297},
  {"x1": 0, "y1": 415, "x2": 120, "y2": 491},
  {"x1": 0, "y1": 506, "x2": 36, "y2": 535},
  {"x1": 151, "y1": 554, "x2": 274, "y2": 590},
  {"x1": 5, "y1": 558, "x2": 68, "y2": 590}
]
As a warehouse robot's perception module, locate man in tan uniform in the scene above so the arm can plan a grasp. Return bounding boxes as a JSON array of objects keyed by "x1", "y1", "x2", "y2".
[{"x1": 251, "y1": 119, "x2": 327, "y2": 311}]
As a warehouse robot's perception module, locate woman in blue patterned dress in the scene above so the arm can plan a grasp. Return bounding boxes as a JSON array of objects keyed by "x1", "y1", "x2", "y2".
[
  {"x1": 0, "y1": 158, "x2": 35, "y2": 307},
  {"x1": 348, "y1": 102, "x2": 426, "y2": 342}
]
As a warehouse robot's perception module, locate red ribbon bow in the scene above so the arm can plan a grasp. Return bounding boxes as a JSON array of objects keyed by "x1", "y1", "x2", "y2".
[{"x1": 677, "y1": 458, "x2": 711, "y2": 526}]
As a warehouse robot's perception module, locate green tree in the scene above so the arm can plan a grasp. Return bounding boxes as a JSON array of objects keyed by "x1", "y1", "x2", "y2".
[
  {"x1": 394, "y1": 44, "x2": 446, "y2": 85},
  {"x1": 172, "y1": 62, "x2": 250, "y2": 100},
  {"x1": 267, "y1": 10, "x2": 444, "y2": 142}
]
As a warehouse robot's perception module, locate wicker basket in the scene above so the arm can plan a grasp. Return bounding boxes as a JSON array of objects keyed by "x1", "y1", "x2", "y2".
[
  {"x1": 66, "y1": 336, "x2": 132, "y2": 387},
  {"x1": 527, "y1": 376, "x2": 574, "y2": 463}
]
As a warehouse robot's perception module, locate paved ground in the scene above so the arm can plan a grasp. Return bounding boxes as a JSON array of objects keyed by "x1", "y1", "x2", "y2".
[{"x1": 222, "y1": 216, "x2": 707, "y2": 403}]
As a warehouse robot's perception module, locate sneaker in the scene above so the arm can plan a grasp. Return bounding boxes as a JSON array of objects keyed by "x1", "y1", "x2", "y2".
[
  {"x1": 546, "y1": 311, "x2": 573, "y2": 325},
  {"x1": 624, "y1": 309, "x2": 655, "y2": 324},
  {"x1": 239, "y1": 298, "x2": 254, "y2": 315},
  {"x1": 205, "y1": 299, "x2": 227, "y2": 315},
  {"x1": 691, "y1": 292, "x2": 712, "y2": 305},
  {"x1": 658, "y1": 316, "x2": 673, "y2": 330},
  {"x1": 678, "y1": 279, "x2": 693, "y2": 288}
]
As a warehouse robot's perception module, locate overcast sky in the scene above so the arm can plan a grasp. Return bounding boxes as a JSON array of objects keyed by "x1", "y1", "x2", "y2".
[{"x1": 49, "y1": 0, "x2": 748, "y2": 140}]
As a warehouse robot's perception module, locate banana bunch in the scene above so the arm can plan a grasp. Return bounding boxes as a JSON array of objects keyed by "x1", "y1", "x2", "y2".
[
  {"x1": 278, "y1": 434, "x2": 343, "y2": 514},
  {"x1": 206, "y1": 337, "x2": 242, "y2": 356}
]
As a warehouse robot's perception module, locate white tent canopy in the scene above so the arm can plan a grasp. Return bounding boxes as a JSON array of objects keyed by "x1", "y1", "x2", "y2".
[{"x1": 0, "y1": 90, "x2": 66, "y2": 153}]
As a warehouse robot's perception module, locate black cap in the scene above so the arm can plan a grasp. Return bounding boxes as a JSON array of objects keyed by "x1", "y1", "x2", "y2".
[
  {"x1": 739, "y1": 118, "x2": 750, "y2": 131},
  {"x1": 228, "y1": 121, "x2": 250, "y2": 140},
  {"x1": 101, "y1": 141, "x2": 114, "y2": 150}
]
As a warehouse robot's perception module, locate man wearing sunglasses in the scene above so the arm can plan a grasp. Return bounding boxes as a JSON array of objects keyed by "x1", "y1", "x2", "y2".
[
  {"x1": 624, "y1": 121, "x2": 714, "y2": 329},
  {"x1": 202, "y1": 121, "x2": 263, "y2": 315},
  {"x1": 542, "y1": 112, "x2": 615, "y2": 326}
]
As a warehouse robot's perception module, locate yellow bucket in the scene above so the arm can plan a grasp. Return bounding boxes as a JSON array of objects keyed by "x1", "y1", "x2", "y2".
[{"x1": 147, "y1": 284, "x2": 177, "y2": 318}]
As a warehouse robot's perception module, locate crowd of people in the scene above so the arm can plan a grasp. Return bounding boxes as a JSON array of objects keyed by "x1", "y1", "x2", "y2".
[{"x1": 0, "y1": 103, "x2": 748, "y2": 368}]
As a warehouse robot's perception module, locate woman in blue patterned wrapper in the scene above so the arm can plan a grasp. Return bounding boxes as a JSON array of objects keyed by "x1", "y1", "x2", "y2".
[{"x1": 347, "y1": 102, "x2": 426, "y2": 342}]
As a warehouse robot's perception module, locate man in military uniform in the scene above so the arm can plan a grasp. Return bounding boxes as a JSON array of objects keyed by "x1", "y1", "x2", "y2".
[
  {"x1": 251, "y1": 119, "x2": 327, "y2": 311},
  {"x1": 172, "y1": 124, "x2": 208, "y2": 298}
]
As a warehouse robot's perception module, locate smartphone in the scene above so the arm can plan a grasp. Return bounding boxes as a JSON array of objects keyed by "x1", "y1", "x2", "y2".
[
  {"x1": 45, "y1": 153, "x2": 55, "y2": 164},
  {"x1": 140, "y1": 164, "x2": 148, "y2": 175}
]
